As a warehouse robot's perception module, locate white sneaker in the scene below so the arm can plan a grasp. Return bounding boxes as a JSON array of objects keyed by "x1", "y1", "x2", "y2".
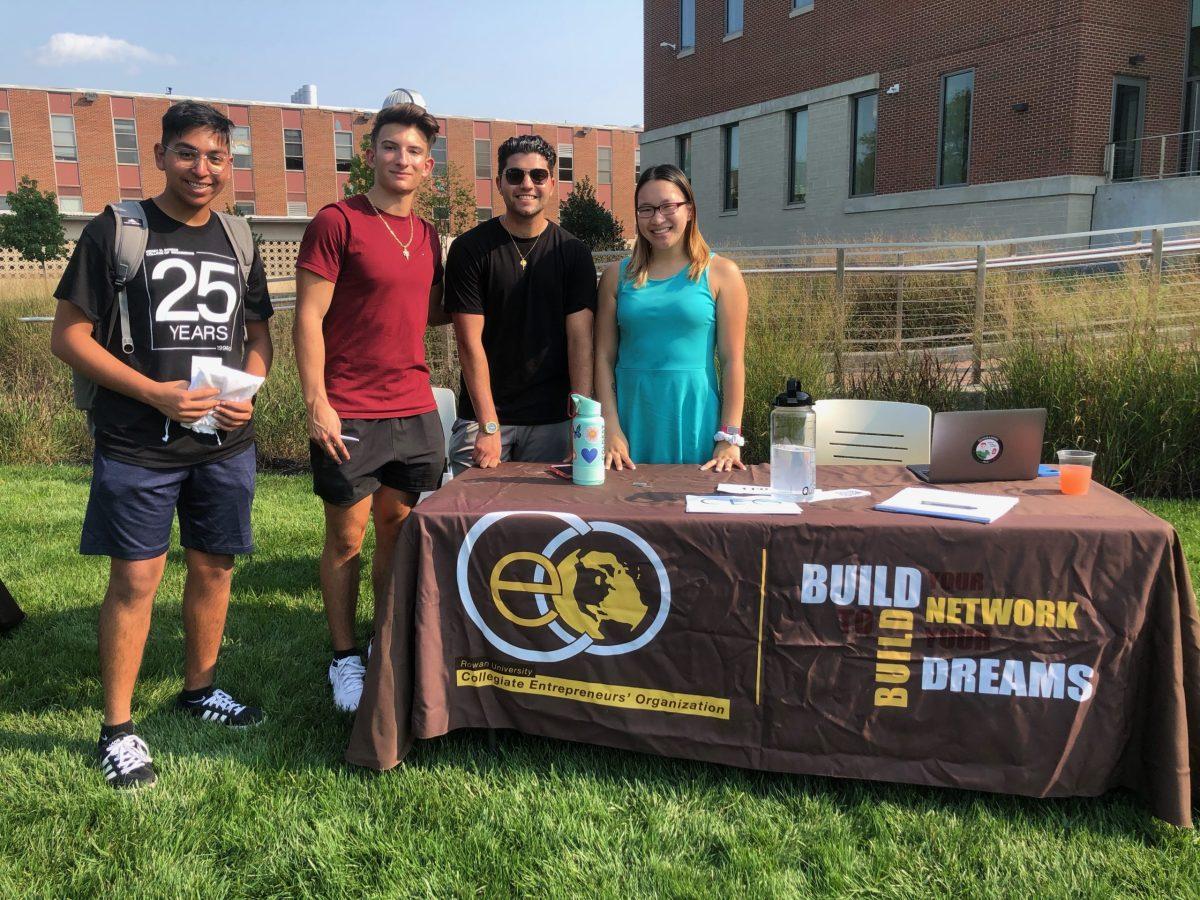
[{"x1": 329, "y1": 655, "x2": 366, "y2": 713}]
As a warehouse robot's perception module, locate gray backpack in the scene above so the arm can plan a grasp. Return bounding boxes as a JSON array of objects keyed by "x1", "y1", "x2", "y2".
[{"x1": 71, "y1": 200, "x2": 256, "y2": 410}]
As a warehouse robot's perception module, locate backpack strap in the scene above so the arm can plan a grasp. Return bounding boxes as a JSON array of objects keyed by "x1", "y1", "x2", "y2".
[
  {"x1": 109, "y1": 200, "x2": 149, "y2": 355},
  {"x1": 214, "y1": 211, "x2": 256, "y2": 284}
]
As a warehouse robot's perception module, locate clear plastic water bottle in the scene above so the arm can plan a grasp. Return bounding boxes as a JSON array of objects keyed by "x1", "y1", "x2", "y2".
[
  {"x1": 771, "y1": 378, "x2": 816, "y2": 502},
  {"x1": 570, "y1": 393, "x2": 605, "y2": 486}
]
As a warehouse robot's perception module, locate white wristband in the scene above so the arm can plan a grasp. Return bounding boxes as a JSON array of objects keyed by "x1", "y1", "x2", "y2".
[{"x1": 714, "y1": 430, "x2": 745, "y2": 447}]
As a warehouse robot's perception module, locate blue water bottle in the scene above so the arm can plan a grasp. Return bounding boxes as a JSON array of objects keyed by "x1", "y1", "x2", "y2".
[{"x1": 570, "y1": 393, "x2": 605, "y2": 486}]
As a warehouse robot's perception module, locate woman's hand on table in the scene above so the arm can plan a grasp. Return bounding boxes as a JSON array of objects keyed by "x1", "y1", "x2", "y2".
[
  {"x1": 702, "y1": 441, "x2": 745, "y2": 472},
  {"x1": 605, "y1": 427, "x2": 636, "y2": 470}
]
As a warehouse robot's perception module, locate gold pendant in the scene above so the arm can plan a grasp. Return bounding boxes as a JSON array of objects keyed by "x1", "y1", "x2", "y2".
[
  {"x1": 403, "y1": 249, "x2": 410, "y2": 260},
  {"x1": 519, "y1": 259, "x2": 527, "y2": 270}
]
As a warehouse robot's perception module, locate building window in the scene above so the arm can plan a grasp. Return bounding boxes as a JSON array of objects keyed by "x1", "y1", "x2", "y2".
[
  {"x1": 851, "y1": 92, "x2": 877, "y2": 197},
  {"x1": 680, "y1": 0, "x2": 695, "y2": 50},
  {"x1": 283, "y1": 128, "x2": 304, "y2": 171},
  {"x1": 432, "y1": 136, "x2": 447, "y2": 178},
  {"x1": 635, "y1": 146, "x2": 641, "y2": 181},
  {"x1": 51, "y1": 114, "x2": 77, "y2": 162},
  {"x1": 726, "y1": 0, "x2": 743, "y2": 35},
  {"x1": 0, "y1": 112, "x2": 12, "y2": 162},
  {"x1": 475, "y1": 139, "x2": 491, "y2": 178},
  {"x1": 939, "y1": 70, "x2": 974, "y2": 187},
  {"x1": 113, "y1": 118, "x2": 139, "y2": 165},
  {"x1": 232, "y1": 126, "x2": 252, "y2": 169},
  {"x1": 558, "y1": 144, "x2": 573, "y2": 182},
  {"x1": 677, "y1": 133, "x2": 691, "y2": 180},
  {"x1": 722, "y1": 123, "x2": 739, "y2": 211},
  {"x1": 788, "y1": 108, "x2": 808, "y2": 204},
  {"x1": 287, "y1": 200, "x2": 308, "y2": 216},
  {"x1": 334, "y1": 130, "x2": 354, "y2": 173},
  {"x1": 598, "y1": 146, "x2": 612, "y2": 185},
  {"x1": 476, "y1": 207, "x2": 491, "y2": 223},
  {"x1": 233, "y1": 201, "x2": 255, "y2": 216},
  {"x1": 0, "y1": 196, "x2": 8, "y2": 212},
  {"x1": 58, "y1": 195, "x2": 84, "y2": 213},
  {"x1": 792, "y1": 0, "x2": 814, "y2": 12}
]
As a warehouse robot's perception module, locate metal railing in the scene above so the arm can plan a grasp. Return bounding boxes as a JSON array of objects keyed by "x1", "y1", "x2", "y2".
[{"x1": 1104, "y1": 130, "x2": 1200, "y2": 182}]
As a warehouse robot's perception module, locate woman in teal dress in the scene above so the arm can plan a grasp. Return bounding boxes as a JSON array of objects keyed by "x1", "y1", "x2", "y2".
[{"x1": 594, "y1": 164, "x2": 748, "y2": 470}]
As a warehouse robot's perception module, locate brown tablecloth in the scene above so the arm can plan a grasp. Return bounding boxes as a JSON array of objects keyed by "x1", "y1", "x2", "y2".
[{"x1": 346, "y1": 464, "x2": 1200, "y2": 827}]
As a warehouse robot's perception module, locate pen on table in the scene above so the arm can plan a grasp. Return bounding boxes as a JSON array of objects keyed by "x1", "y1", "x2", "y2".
[{"x1": 920, "y1": 499, "x2": 974, "y2": 510}]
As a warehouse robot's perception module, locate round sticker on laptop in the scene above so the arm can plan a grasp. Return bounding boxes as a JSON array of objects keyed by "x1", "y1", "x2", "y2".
[{"x1": 973, "y1": 435, "x2": 1003, "y2": 463}]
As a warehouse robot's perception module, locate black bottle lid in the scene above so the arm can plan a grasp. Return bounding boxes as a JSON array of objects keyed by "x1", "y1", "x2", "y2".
[{"x1": 773, "y1": 377, "x2": 814, "y2": 408}]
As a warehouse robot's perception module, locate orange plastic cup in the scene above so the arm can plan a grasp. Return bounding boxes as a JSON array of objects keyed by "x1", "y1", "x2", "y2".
[{"x1": 1056, "y1": 450, "x2": 1096, "y2": 496}]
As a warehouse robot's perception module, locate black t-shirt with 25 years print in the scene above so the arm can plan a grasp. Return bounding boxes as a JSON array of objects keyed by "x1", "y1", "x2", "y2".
[{"x1": 55, "y1": 200, "x2": 273, "y2": 468}]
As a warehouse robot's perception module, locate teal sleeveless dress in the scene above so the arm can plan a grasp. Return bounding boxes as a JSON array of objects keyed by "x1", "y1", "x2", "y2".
[{"x1": 614, "y1": 258, "x2": 720, "y2": 464}]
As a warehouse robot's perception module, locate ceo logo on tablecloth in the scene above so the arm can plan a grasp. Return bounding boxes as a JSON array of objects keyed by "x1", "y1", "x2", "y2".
[{"x1": 456, "y1": 512, "x2": 671, "y2": 663}]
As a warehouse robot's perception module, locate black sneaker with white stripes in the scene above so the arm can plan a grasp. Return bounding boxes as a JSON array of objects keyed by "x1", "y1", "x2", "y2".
[
  {"x1": 175, "y1": 687, "x2": 264, "y2": 727},
  {"x1": 98, "y1": 731, "x2": 157, "y2": 790}
]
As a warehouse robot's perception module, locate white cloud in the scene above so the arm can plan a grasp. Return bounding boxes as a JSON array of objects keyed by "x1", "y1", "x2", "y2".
[{"x1": 35, "y1": 33, "x2": 176, "y2": 68}]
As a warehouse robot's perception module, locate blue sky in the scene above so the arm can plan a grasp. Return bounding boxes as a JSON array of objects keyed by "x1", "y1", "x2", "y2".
[{"x1": 1, "y1": 1, "x2": 645, "y2": 126}]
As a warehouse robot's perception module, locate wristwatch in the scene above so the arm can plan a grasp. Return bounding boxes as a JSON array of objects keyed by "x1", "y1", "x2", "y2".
[{"x1": 482, "y1": 420, "x2": 500, "y2": 435}]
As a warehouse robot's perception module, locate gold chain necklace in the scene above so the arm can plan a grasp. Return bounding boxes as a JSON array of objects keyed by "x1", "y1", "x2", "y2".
[
  {"x1": 365, "y1": 194, "x2": 415, "y2": 260},
  {"x1": 502, "y1": 216, "x2": 546, "y2": 271}
]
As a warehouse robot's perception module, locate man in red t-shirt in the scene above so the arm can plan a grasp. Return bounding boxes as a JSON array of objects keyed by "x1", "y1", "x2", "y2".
[{"x1": 294, "y1": 103, "x2": 450, "y2": 713}]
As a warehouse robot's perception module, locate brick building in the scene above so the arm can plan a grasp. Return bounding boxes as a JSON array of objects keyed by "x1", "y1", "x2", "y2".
[
  {"x1": 0, "y1": 83, "x2": 641, "y2": 239},
  {"x1": 640, "y1": 1, "x2": 1200, "y2": 242}
]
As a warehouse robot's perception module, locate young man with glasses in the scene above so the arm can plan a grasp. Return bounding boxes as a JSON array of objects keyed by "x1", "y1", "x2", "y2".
[
  {"x1": 445, "y1": 135, "x2": 596, "y2": 472},
  {"x1": 50, "y1": 101, "x2": 274, "y2": 789},
  {"x1": 293, "y1": 103, "x2": 449, "y2": 714}
]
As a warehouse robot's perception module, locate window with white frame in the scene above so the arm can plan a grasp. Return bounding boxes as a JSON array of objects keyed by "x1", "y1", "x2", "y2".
[
  {"x1": 58, "y1": 195, "x2": 84, "y2": 213},
  {"x1": 476, "y1": 206, "x2": 492, "y2": 222},
  {"x1": 233, "y1": 201, "x2": 256, "y2": 216},
  {"x1": 558, "y1": 143, "x2": 573, "y2": 182},
  {"x1": 287, "y1": 200, "x2": 308, "y2": 216},
  {"x1": 334, "y1": 129, "x2": 354, "y2": 173},
  {"x1": 51, "y1": 114, "x2": 77, "y2": 162},
  {"x1": 598, "y1": 146, "x2": 612, "y2": 185},
  {"x1": 432, "y1": 136, "x2": 447, "y2": 178},
  {"x1": 232, "y1": 126, "x2": 252, "y2": 169},
  {"x1": 283, "y1": 128, "x2": 304, "y2": 171},
  {"x1": 475, "y1": 139, "x2": 491, "y2": 178},
  {"x1": 113, "y1": 118, "x2": 139, "y2": 165},
  {"x1": 0, "y1": 112, "x2": 12, "y2": 161}
]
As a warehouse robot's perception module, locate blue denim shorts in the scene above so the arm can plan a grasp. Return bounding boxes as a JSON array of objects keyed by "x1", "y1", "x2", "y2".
[{"x1": 81, "y1": 446, "x2": 257, "y2": 560}]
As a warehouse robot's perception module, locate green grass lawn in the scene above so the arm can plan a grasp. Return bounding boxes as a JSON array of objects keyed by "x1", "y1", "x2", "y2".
[{"x1": 2, "y1": 465, "x2": 1198, "y2": 898}]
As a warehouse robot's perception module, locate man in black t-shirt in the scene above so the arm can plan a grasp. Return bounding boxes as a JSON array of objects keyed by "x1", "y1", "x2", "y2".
[
  {"x1": 445, "y1": 134, "x2": 597, "y2": 472},
  {"x1": 50, "y1": 102, "x2": 274, "y2": 790}
]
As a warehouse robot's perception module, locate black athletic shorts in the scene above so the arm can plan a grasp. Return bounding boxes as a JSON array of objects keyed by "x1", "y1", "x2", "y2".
[{"x1": 310, "y1": 411, "x2": 445, "y2": 506}]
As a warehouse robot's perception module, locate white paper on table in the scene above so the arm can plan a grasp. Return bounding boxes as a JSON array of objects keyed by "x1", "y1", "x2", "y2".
[
  {"x1": 186, "y1": 356, "x2": 265, "y2": 435},
  {"x1": 686, "y1": 494, "x2": 802, "y2": 515},
  {"x1": 716, "y1": 483, "x2": 871, "y2": 503},
  {"x1": 874, "y1": 487, "x2": 1018, "y2": 524}
]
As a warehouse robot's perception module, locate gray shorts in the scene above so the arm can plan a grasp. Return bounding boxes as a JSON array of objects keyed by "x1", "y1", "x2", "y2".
[{"x1": 449, "y1": 419, "x2": 570, "y2": 475}]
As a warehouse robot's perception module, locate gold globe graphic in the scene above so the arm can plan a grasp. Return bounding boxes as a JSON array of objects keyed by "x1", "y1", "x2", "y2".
[{"x1": 489, "y1": 549, "x2": 648, "y2": 641}]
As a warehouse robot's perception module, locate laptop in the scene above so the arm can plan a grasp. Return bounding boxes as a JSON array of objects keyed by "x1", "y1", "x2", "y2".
[{"x1": 907, "y1": 408, "x2": 1047, "y2": 483}]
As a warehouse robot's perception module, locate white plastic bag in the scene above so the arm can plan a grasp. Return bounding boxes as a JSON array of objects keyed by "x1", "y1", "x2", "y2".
[{"x1": 185, "y1": 356, "x2": 265, "y2": 436}]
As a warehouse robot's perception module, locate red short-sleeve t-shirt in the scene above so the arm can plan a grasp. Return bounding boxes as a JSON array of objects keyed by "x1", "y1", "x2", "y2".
[{"x1": 296, "y1": 194, "x2": 443, "y2": 419}]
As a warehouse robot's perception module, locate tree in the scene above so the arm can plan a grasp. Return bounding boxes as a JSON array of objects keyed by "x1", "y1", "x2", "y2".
[
  {"x1": 344, "y1": 136, "x2": 477, "y2": 238},
  {"x1": 0, "y1": 176, "x2": 68, "y2": 276},
  {"x1": 558, "y1": 177, "x2": 626, "y2": 251},
  {"x1": 344, "y1": 134, "x2": 375, "y2": 199}
]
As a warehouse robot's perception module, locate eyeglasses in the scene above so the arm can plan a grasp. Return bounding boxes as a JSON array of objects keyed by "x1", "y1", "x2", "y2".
[
  {"x1": 636, "y1": 200, "x2": 690, "y2": 219},
  {"x1": 165, "y1": 145, "x2": 230, "y2": 170},
  {"x1": 503, "y1": 167, "x2": 551, "y2": 186}
]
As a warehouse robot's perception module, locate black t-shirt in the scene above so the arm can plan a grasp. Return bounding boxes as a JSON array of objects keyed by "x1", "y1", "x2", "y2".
[
  {"x1": 55, "y1": 200, "x2": 273, "y2": 467},
  {"x1": 444, "y1": 218, "x2": 597, "y2": 425}
]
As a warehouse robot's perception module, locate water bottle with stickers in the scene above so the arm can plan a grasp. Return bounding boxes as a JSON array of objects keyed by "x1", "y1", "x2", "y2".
[
  {"x1": 570, "y1": 393, "x2": 605, "y2": 486},
  {"x1": 771, "y1": 378, "x2": 816, "y2": 501}
]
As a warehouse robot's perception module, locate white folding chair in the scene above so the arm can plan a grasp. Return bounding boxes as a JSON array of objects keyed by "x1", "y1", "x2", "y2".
[
  {"x1": 419, "y1": 387, "x2": 458, "y2": 504},
  {"x1": 813, "y1": 399, "x2": 931, "y2": 465},
  {"x1": 431, "y1": 386, "x2": 457, "y2": 485}
]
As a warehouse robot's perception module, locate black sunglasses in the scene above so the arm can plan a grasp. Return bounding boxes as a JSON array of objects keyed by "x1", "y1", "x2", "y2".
[{"x1": 503, "y1": 167, "x2": 551, "y2": 186}]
